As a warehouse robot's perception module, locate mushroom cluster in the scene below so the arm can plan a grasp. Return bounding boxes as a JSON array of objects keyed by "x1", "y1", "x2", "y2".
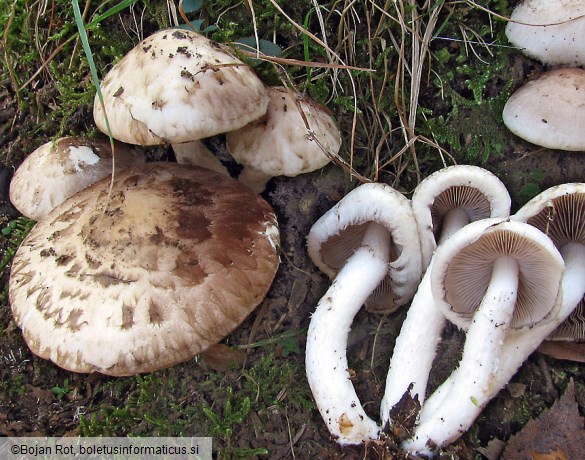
[
  {"x1": 304, "y1": 165, "x2": 584, "y2": 455},
  {"x1": 93, "y1": 28, "x2": 342, "y2": 190},
  {"x1": 8, "y1": 28, "x2": 312, "y2": 375},
  {"x1": 502, "y1": 0, "x2": 585, "y2": 151}
]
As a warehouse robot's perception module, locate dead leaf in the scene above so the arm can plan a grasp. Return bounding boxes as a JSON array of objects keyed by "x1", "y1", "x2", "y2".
[
  {"x1": 538, "y1": 341, "x2": 585, "y2": 363},
  {"x1": 199, "y1": 343, "x2": 246, "y2": 372},
  {"x1": 528, "y1": 449, "x2": 568, "y2": 460},
  {"x1": 502, "y1": 379, "x2": 585, "y2": 460}
]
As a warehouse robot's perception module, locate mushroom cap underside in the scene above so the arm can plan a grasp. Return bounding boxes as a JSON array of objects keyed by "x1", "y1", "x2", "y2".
[
  {"x1": 412, "y1": 165, "x2": 511, "y2": 266},
  {"x1": 9, "y1": 136, "x2": 143, "y2": 221},
  {"x1": 431, "y1": 218, "x2": 564, "y2": 331},
  {"x1": 9, "y1": 162, "x2": 280, "y2": 376},
  {"x1": 307, "y1": 182, "x2": 422, "y2": 312},
  {"x1": 513, "y1": 183, "x2": 585, "y2": 248},
  {"x1": 93, "y1": 29, "x2": 269, "y2": 145}
]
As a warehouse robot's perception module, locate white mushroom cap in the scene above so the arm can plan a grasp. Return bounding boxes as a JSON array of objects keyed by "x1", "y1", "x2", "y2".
[
  {"x1": 93, "y1": 29, "x2": 269, "y2": 146},
  {"x1": 412, "y1": 165, "x2": 511, "y2": 268},
  {"x1": 505, "y1": 0, "x2": 585, "y2": 66},
  {"x1": 502, "y1": 68, "x2": 585, "y2": 151},
  {"x1": 432, "y1": 218, "x2": 563, "y2": 332},
  {"x1": 307, "y1": 182, "x2": 422, "y2": 312},
  {"x1": 226, "y1": 86, "x2": 342, "y2": 192},
  {"x1": 9, "y1": 136, "x2": 144, "y2": 221},
  {"x1": 9, "y1": 162, "x2": 280, "y2": 376}
]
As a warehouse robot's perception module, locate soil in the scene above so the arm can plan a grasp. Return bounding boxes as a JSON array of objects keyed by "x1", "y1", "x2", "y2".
[{"x1": 1, "y1": 3, "x2": 585, "y2": 460}]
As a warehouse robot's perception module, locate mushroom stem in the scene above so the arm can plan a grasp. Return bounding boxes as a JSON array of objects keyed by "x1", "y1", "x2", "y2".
[
  {"x1": 402, "y1": 256, "x2": 519, "y2": 454},
  {"x1": 237, "y1": 166, "x2": 272, "y2": 193},
  {"x1": 415, "y1": 242, "x2": 584, "y2": 437},
  {"x1": 380, "y1": 208, "x2": 470, "y2": 424},
  {"x1": 437, "y1": 208, "x2": 470, "y2": 244},
  {"x1": 306, "y1": 222, "x2": 390, "y2": 445},
  {"x1": 172, "y1": 141, "x2": 229, "y2": 176}
]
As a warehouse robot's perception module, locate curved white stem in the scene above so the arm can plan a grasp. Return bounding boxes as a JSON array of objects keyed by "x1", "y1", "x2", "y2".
[
  {"x1": 411, "y1": 242, "x2": 585, "y2": 446},
  {"x1": 403, "y1": 256, "x2": 519, "y2": 455},
  {"x1": 380, "y1": 208, "x2": 469, "y2": 425},
  {"x1": 306, "y1": 223, "x2": 390, "y2": 445}
]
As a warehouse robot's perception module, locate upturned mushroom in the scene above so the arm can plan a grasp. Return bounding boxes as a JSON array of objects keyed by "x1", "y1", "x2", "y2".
[
  {"x1": 305, "y1": 183, "x2": 422, "y2": 445},
  {"x1": 226, "y1": 86, "x2": 342, "y2": 192},
  {"x1": 505, "y1": 0, "x2": 585, "y2": 67},
  {"x1": 93, "y1": 29, "x2": 270, "y2": 174},
  {"x1": 9, "y1": 136, "x2": 143, "y2": 221},
  {"x1": 512, "y1": 183, "x2": 585, "y2": 360},
  {"x1": 9, "y1": 162, "x2": 280, "y2": 376},
  {"x1": 502, "y1": 68, "x2": 585, "y2": 151},
  {"x1": 380, "y1": 165, "x2": 510, "y2": 426},
  {"x1": 402, "y1": 218, "x2": 564, "y2": 455}
]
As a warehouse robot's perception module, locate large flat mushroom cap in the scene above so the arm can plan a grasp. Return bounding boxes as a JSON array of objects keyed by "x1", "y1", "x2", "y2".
[
  {"x1": 9, "y1": 162, "x2": 280, "y2": 376},
  {"x1": 505, "y1": 0, "x2": 585, "y2": 66},
  {"x1": 93, "y1": 29, "x2": 269, "y2": 146},
  {"x1": 502, "y1": 68, "x2": 585, "y2": 151},
  {"x1": 9, "y1": 136, "x2": 143, "y2": 221}
]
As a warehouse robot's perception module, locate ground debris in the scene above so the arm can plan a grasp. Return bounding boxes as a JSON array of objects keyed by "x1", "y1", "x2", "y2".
[{"x1": 502, "y1": 379, "x2": 585, "y2": 459}]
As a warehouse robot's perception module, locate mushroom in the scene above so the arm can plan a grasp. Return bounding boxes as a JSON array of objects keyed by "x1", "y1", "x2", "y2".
[
  {"x1": 225, "y1": 86, "x2": 341, "y2": 192},
  {"x1": 505, "y1": 0, "x2": 585, "y2": 67},
  {"x1": 9, "y1": 136, "x2": 143, "y2": 221},
  {"x1": 402, "y1": 218, "x2": 564, "y2": 455},
  {"x1": 9, "y1": 162, "x2": 280, "y2": 376},
  {"x1": 305, "y1": 183, "x2": 422, "y2": 445},
  {"x1": 502, "y1": 68, "x2": 585, "y2": 151},
  {"x1": 93, "y1": 29, "x2": 270, "y2": 175},
  {"x1": 512, "y1": 183, "x2": 585, "y2": 359},
  {"x1": 380, "y1": 165, "x2": 511, "y2": 425}
]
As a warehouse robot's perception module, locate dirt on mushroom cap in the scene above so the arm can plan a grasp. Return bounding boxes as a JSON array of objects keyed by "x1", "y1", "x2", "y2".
[
  {"x1": 93, "y1": 29, "x2": 269, "y2": 146},
  {"x1": 9, "y1": 162, "x2": 280, "y2": 376}
]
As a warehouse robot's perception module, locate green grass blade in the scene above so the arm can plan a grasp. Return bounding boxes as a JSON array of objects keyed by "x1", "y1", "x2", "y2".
[{"x1": 71, "y1": 0, "x2": 113, "y2": 140}]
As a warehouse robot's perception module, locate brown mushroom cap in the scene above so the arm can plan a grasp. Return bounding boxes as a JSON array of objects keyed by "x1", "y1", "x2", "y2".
[
  {"x1": 9, "y1": 162, "x2": 280, "y2": 376},
  {"x1": 9, "y1": 136, "x2": 143, "y2": 221},
  {"x1": 93, "y1": 29, "x2": 269, "y2": 146}
]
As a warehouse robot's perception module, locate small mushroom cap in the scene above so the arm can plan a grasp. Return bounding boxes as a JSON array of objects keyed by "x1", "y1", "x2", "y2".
[
  {"x1": 502, "y1": 68, "x2": 585, "y2": 151},
  {"x1": 412, "y1": 165, "x2": 511, "y2": 267},
  {"x1": 431, "y1": 218, "x2": 564, "y2": 331},
  {"x1": 93, "y1": 29, "x2": 269, "y2": 146},
  {"x1": 9, "y1": 162, "x2": 280, "y2": 376},
  {"x1": 307, "y1": 183, "x2": 422, "y2": 312},
  {"x1": 226, "y1": 86, "x2": 341, "y2": 177},
  {"x1": 9, "y1": 136, "x2": 143, "y2": 221},
  {"x1": 505, "y1": 0, "x2": 585, "y2": 66}
]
